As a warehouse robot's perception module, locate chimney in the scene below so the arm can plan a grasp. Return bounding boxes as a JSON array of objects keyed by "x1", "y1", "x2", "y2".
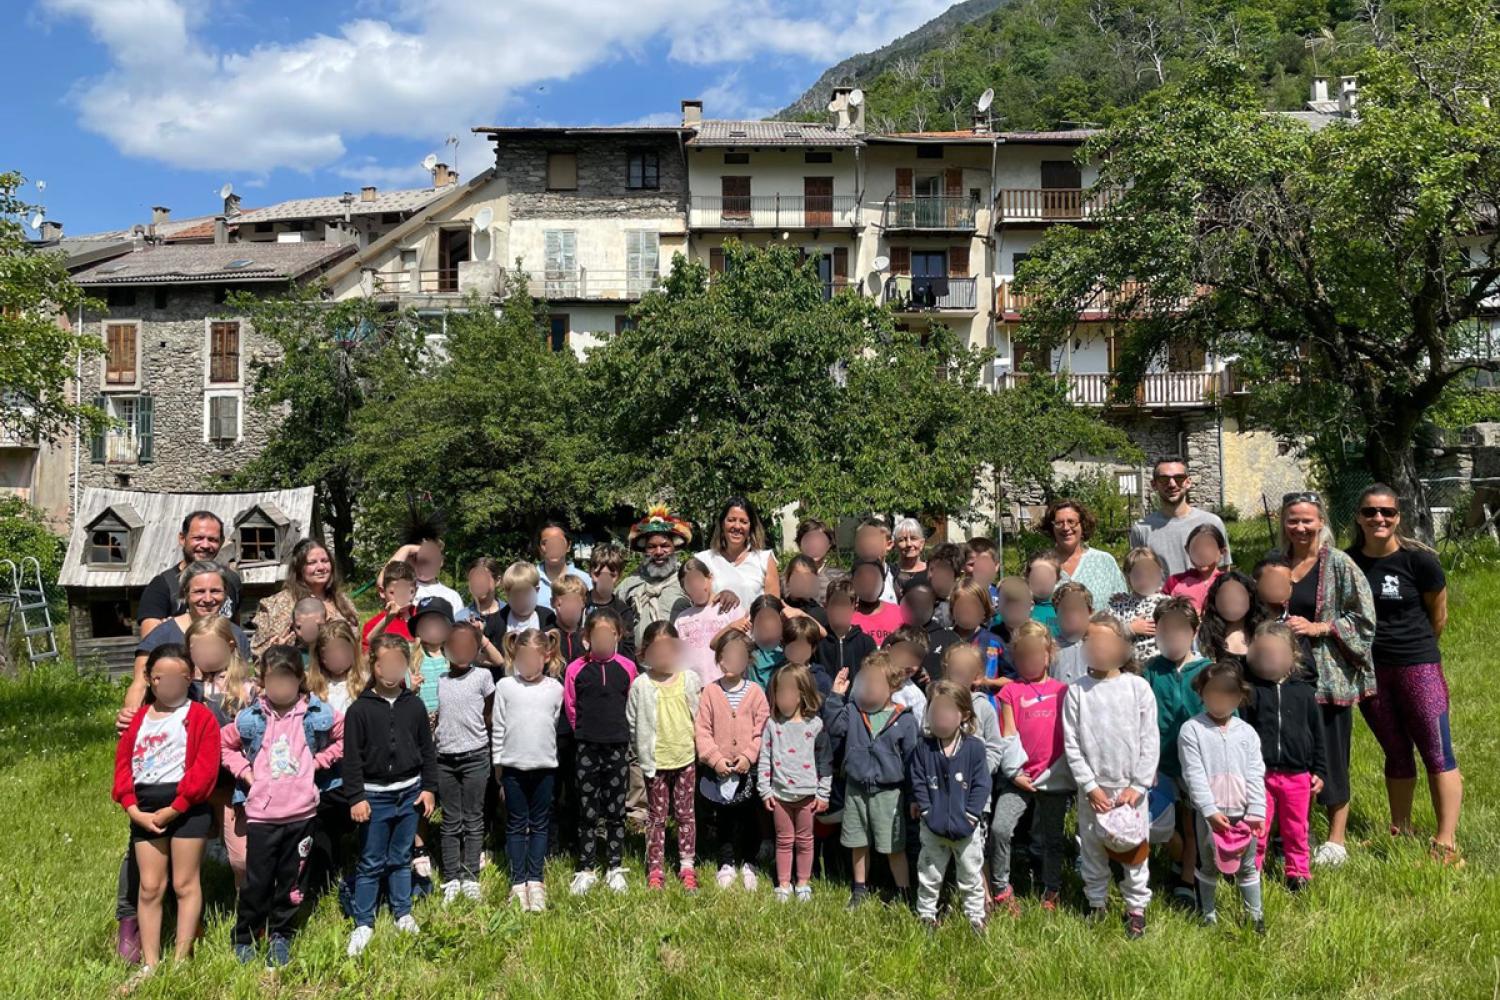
[
  {"x1": 432, "y1": 162, "x2": 454, "y2": 187},
  {"x1": 1310, "y1": 76, "x2": 1329, "y2": 105},
  {"x1": 224, "y1": 192, "x2": 241, "y2": 217},
  {"x1": 151, "y1": 205, "x2": 171, "y2": 225},
  {"x1": 39, "y1": 220, "x2": 63, "y2": 241},
  {"x1": 213, "y1": 215, "x2": 228, "y2": 245},
  {"x1": 829, "y1": 86, "x2": 865, "y2": 133},
  {"x1": 1338, "y1": 76, "x2": 1359, "y2": 116},
  {"x1": 360, "y1": 185, "x2": 378, "y2": 203},
  {"x1": 972, "y1": 111, "x2": 991, "y2": 135},
  {"x1": 681, "y1": 99, "x2": 703, "y2": 128}
]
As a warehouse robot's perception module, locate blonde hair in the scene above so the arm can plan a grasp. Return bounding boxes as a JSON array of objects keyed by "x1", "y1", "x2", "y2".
[
  {"x1": 501, "y1": 560, "x2": 542, "y2": 593},
  {"x1": 506, "y1": 628, "x2": 565, "y2": 678},
  {"x1": 861, "y1": 649, "x2": 906, "y2": 691},
  {"x1": 926, "y1": 679, "x2": 976, "y2": 735},
  {"x1": 184, "y1": 615, "x2": 255, "y2": 714},
  {"x1": 1123, "y1": 546, "x2": 1163, "y2": 576},
  {"x1": 1085, "y1": 612, "x2": 1139, "y2": 674},
  {"x1": 552, "y1": 575, "x2": 588, "y2": 601},
  {"x1": 940, "y1": 643, "x2": 984, "y2": 684},
  {"x1": 949, "y1": 579, "x2": 994, "y2": 623},
  {"x1": 1009, "y1": 619, "x2": 1055, "y2": 655},
  {"x1": 307, "y1": 619, "x2": 367, "y2": 699}
]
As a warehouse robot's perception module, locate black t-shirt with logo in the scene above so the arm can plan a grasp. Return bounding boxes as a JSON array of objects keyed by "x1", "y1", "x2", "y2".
[{"x1": 1348, "y1": 547, "x2": 1445, "y2": 667}]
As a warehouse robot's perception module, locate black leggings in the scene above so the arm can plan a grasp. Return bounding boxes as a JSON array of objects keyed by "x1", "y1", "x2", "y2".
[{"x1": 709, "y1": 796, "x2": 761, "y2": 868}]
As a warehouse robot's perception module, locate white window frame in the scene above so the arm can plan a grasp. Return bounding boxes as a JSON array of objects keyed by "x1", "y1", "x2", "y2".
[
  {"x1": 203, "y1": 317, "x2": 244, "y2": 388},
  {"x1": 203, "y1": 389, "x2": 243, "y2": 445},
  {"x1": 100, "y1": 319, "x2": 142, "y2": 392}
]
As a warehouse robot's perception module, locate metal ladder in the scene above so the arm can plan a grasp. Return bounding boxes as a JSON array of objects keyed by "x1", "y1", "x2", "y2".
[{"x1": 0, "y1": 558, "x2": 58, "y2": 668}]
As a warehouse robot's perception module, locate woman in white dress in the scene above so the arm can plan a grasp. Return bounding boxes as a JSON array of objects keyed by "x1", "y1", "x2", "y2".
[{"x1": 696, "y1": 496, "x2": 780, "y2": 610}]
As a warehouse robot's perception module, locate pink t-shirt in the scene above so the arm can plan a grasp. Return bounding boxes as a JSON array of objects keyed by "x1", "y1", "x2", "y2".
[
  {"x1": 998, "y1": 678, "x2": 1067, "y2": 780},
  {"x1": 672, "y1": 603, "x2": 741, "y2": 686},
  {"x1": 1164, "y1": 567, "x2": 1223, "y2": 613},
  {"x1": 850, "y1": 601, "x2": 906, "y2": 648}
]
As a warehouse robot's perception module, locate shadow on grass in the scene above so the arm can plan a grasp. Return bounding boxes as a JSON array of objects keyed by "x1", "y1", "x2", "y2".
[{"x1": 0, "y1": 662, "x2": 120, "y2": 768}]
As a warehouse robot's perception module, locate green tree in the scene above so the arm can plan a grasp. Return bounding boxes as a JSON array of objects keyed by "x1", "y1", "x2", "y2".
[
  {"x1": 230, "y1": 287, "x2": 424, "y2": 577},
  {"x1": 0, "y1": 172, "x2": 106, "y2": 443},
  {"x1": 1016, "y1": 3, "x2": 1500, "y2": 540}
]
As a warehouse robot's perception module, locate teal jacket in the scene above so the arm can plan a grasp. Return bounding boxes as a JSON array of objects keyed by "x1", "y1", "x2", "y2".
[{"x1": 1144, "y1": 654, "x2": 1211, "y2": 781}]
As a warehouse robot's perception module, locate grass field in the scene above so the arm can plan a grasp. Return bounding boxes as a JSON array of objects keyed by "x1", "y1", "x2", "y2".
[{"x1": 3, "y1": 559, "x2": 1498, "y2": 999}]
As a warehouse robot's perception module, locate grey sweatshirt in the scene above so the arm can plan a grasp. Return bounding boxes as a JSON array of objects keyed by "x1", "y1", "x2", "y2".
[
  {"x1": 1050, "y1": 640, "x2": 1089, "y2": 686},
  {"x1": 1062, "y1": 671, "x2": 1159, "y2": 796},
  {"x1": 490, "y1": 675, "x2": 563, "y2": 770},
  {"x1": 1177, "y1": 713, "x2": 1267, "y2": 821},
  {"x1": 973, "y1": 696, "x2": 1028, "y2": 781},
  {"x1": 757, "y1": 715, "x2": 833, "y2": 802}
]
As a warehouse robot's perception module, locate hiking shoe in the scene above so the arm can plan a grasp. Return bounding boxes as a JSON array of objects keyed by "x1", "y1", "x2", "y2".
[
  {"x1": 117, "y1": 917, "x2": 142, "y2": 965},
  {"x1": 740, "y1": 864, "x2": 759, "y2": 892},
  {"x1": 774, "y1": 886, "x2": 792, "y2": 903},
  {"x1": 1125, "y1": 911, "x2": 1147, "y2": 940},
  {"x1": 1286, "y1": 875, "x2": 1310, "y2": 894},
  {"x1": 441, "y1": 880, "x2": 462, "y2": 905},
  {"x1": 647, "y1": 869, "x2": 666, "y2": 890},
  {"x1": 605, "y1": 867, "x2": 630, "y2": 893},
  {"x1": 679, "y1": 868, "x2": 699, "y2": 893},
  {"x1": 716, "y1": 864, "x2": 736, "y2": 890},
  {"x1": 991, "y1": 886, "x2": 1020, "y2": 917},
  {"x1": 1040, "y1": 889, "x2": 1060, "y2": 913},
  {"x1": 234, "y1": 943, "x2": 257, "y2": 964},
  {"x1": 394, "y1": 914, "x2": 420, "y2": 935},
  {"x1": 570, "y1": 870, "x2": 599, "y2": 896},
  {"x1": 346, "y1": 925, "x2": 373, "y2": 958},
  {"x1": 266, "y1": 935, "x2": 291, "y2": 968},
  {"x1": 1312, "y1": 841, "x2": 1348, "y2": 867},
  {"x1": 794, "y1": 885, "x2": 812, "y2": 903},
  {"x1": 526, "y1": 881, "x2": 547, "y2": 912}
]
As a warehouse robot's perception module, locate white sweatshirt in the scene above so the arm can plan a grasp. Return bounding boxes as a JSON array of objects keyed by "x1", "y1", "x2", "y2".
[
  {"x1": 1062, "y1": 671, "x2": 1159, "y2": 796},
  {"x1": 491, "y1": 675, "x2": 563, "y2": 770}
]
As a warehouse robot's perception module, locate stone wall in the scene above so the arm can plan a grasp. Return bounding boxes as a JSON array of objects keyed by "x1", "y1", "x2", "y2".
[
  {"x1": 76, "y1": 286, "x2": 282, "y2": 497},
  {"x1": 493, "y1": 135, "x2": 687, "y2": 219}
]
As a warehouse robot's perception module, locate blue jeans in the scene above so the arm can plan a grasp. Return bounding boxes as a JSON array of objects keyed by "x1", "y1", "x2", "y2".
[
  {"x1": 501, "y1": 768, "x2": 555, "y2": 884},
  {"x1": 353, "y1": 783, "x2": 420, "y2": 926}
]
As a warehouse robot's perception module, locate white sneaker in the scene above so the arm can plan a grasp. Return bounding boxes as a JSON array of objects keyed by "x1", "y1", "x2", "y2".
[
  {"x1": 605, "y1": 867, "x2": 630, "y2": 893},
  {"x1": 394, "y1": 914, "x2": 420, "y2": 935},
  {"x1": 716, "y1": 864, "x2": 737, "y2": 890},
  {"x1": 774, "y1": 886, "x2": 792, "y2": 903},
  {"x1": 346, "y1": 926, "x2": 374, "y2": 957},
  {"x1": 1313, "y1": 841, "x2": 1349, "y2": 867},
  {"x1": 569, "y1": 870, "x2": 598, "y2": 896},
  {"x1": 510, "y1": 884, "x2": 529, "y2": 908},
  {"x1": 412, "y1": 854, "x2": 432, "y2": 879},
  {"x1": 794, "y1": 885, "x2": 812, "y2": 903},
  {"x1": 740, "y1": 864, "x2": 759, "y2": 892},
  {"x1": 526, "y1": 881, "x2": 547, "y2": 912},
  {"x1": 441, "y1": 880, "x2": 461, "y2": 904},
  {"x1": 461, "y1": 880, "x2": 482, "y2": 901}
]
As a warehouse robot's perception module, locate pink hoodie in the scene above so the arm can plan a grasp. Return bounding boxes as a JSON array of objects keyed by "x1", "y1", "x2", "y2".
[{"x1": 221, "y1": 696, "x2": 344, "y2": 824}]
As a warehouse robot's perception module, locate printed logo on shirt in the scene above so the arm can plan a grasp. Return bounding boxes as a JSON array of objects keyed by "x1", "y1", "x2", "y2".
[
  {"x1": 269, "y1": 734, "x2": 301, "y2": 779},
  {"x1": 1381, "y1": 574, "x2": 1401, "y2": 600},
  {"x1": 1019, "y1": 693, "x2": 1055, "y2": 710}
]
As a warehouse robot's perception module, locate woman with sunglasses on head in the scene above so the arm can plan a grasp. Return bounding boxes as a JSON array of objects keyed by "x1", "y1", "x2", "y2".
[
  {"x1": 1348, "y1": 485, "x2": 1462, "y2": 865},
  {"x1": 1278, "y1": 491, "x2": 1376, "y2": 868}
]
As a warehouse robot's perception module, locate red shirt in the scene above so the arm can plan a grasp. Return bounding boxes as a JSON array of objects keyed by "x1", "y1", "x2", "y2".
[
  {"x1": 850, "y1": 600, "x2": 906, "y2": 648},
  {"x1": 362, "y1": 610, "x2": 413, "y2": 650}
]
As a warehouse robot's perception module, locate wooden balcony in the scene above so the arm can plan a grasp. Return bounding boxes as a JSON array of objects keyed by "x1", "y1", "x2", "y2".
[
  {"x1": 995, "y1": 371, "x2": 1225, "y2": 409},
  {"x1": 881, "y1": 196, "x2": 977, "y2": 231},
  {"x1": 372, "y1": 268, "x2": 463, "y2": 296},
  {"x1": 884, "y1": 275, "x2": 979, "y2": 312},
  {"x1": 690, "y1": 195, "x2": 859, "y2": 229},
  {"x1": 996, "y1": 187, "x2": 1120, "y2": 223},
  {"x1": 530, "y1": 269, "x2": 661, "y2": 301},
  {"x1": 997, "y1": 280, "x2": 1198, "y2": 319}
]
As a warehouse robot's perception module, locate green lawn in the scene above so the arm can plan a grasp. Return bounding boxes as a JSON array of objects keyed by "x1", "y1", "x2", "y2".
[{"x1": 3, "y1": 561, "x2": 1498, "y2": 999}]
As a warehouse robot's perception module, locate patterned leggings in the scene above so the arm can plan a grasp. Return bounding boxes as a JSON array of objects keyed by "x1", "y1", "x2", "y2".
[
  {"x1": 645, "y1": 765, "x2": 697, "y2": 873},
  {"x1": 1359, "y1": 662, "x2": 1459, "y2": 779},
  {"x1": 576, "y1": 742, "x2": 629, "y2": 871}
]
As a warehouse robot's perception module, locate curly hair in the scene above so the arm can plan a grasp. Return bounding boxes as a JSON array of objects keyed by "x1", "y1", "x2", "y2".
[{"x1": 1039, "y1": 499, "x2": 1098, "y2": 543}]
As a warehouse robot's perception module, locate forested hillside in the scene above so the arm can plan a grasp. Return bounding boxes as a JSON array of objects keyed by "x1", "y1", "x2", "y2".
[{"x1": 787, "y1": 0, "x2": 1377, "y2": 132}]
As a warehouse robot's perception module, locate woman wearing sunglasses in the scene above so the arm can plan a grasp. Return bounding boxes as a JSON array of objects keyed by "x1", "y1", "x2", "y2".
[
  {"x1": 1348, "y1": 485, "x2": 1463, "y2": 866},
  {"x1": 1278, "y1": 490, "x2": 1376, "y2": 868}
]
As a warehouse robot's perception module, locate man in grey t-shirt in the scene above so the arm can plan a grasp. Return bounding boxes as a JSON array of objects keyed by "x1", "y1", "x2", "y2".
[{"x1": 1129, "y1": 456, "x2": 1229, "y2": 577}]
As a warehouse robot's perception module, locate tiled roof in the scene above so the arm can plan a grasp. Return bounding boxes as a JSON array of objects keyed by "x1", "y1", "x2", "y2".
[
  {"x1": 229, "y1": 185, "x2": 451, "y2": 225},
  {"x1": 1275, "y1": 110, "x2": 1345, "y2": 132},
  {"x1": 72, "y1": 242, "x2": 354, "y2": 285},
  {"x1": 999, "y1": 129, "x2": 1100, "y2": 143},
  {"x1": 161, "y1": 220, "x2": 217, "y2": 241},
  {"x1": 688, "y1": 120, "x2": 862, "y2": 147},
  {"x1": 873, "y1": 129, "x2": 1098, "y2": 143}
]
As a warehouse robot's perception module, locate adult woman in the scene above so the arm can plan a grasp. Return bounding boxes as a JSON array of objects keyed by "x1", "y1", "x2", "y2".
[
  {"x1": 1279, "y1": 491, "x2": 1376, "y2": 867},
  {"x1": 250, "y1": 539, "x2": 360, "y2": 657},
  {"x1": 1348, "y1": 484, "x2": 1462, "y2": 864},
  {"x1": 892, "y1": 517, "x2": 929, "y2": 591},
  {"x1": 124, "y1": 561, "x2": 247, "y2": 717},
  {"x1": 696, "y1": 497, "x2": 779, "y2": 610},
  {"x1": 1041, "y1": 499, "x2": 1127, "y2": 608}
]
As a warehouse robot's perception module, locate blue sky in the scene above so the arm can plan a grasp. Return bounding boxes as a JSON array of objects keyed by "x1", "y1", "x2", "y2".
[{"x1": 7, "y1": 0, "x2": 955, "y2": 235}]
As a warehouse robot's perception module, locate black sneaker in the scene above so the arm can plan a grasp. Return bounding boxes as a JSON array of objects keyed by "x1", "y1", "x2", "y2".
[
  {"x1": 1168, "y1": 882, "x2": 1198, "y2": 912},
  {"x1": 847, "y1": 884, "x2": 870, "y2": 910},
  {"x1": 1125, "y1": 911, "x2": 1147, "y2": 940},
  {"x1": 1286, "y1": 876, "x2": 1309, "y2": 894},
  {"x1": 1252, "y1": 918, "x2": 1266, "y2": 936}
]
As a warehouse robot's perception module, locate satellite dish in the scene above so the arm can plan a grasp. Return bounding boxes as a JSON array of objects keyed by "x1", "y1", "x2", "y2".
[
  {"x1": 35, "y1": 180, "x2": 46, "y2": 193},
  {"x1": 473, "y1": 206, "x2": 494, "y2": 231},
  {"x1": 977, "y1": 88, "x2": 995, "y2": 112},
  {"x1": 29, "y1": 212, "x2": 45, "y2": 231},
  {"x1": 848, "y1": 88, "x2": 864, "y2": 107},
  {"x1": 218, "y1": 182, "x2": 234, "y2": 200},
  {"x1": 422, "y1": 153, "x2": 438, "y2": 171},
  {"x1": 872, "y1": 255, "x2": 890, "y2": 272}
]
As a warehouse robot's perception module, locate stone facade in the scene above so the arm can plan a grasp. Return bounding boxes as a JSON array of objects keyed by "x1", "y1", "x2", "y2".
[{"x1": 493, "y1": 134, "x2": 687, "y2": 219}]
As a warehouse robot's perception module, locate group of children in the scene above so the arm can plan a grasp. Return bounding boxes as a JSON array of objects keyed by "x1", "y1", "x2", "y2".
[{"x1": 111, "y1": 530, "x2": 1332, "y2": 985}]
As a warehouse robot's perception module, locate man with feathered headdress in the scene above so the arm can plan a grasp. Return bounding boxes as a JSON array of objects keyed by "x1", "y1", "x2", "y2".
[{"x1": 617, "y1": 505, "x2": 694, "y2": 648}]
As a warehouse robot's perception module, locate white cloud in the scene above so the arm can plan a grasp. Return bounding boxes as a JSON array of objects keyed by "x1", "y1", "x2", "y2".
[
  {"x1": 333, "y1": 158, "x2": 431, "y2": 187},
  {"x1": 40, "y1": 0, "x2": 954, "y2": 174}
]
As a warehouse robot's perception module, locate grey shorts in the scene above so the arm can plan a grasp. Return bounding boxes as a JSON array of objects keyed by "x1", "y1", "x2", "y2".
[{"x1": 840, "y1": 785, "x2": 904, "y2": 853}]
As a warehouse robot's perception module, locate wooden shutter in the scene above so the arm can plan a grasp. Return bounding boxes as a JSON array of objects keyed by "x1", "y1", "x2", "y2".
[
  {"x1": 889, "y1": 246, "x2": 910, "y2": 275},
  {"x1": 105, "y1": 323, "x2": 136, "y2": 384},
  {"x1": 546, "y1": 152, "x2": 578, "y2": 190},
  {"x1": 895, "y1": 168, "x2": 914, "y2": 199},
  {"x1": 90, "y1": 394, "x2": 106, "y2": 463},
  {"x1": 136, "y1": 393, "x2": 154, "y2": 463},
  {"x1": 804, "y1": 176, "x2": 833, "y2": 226},
  {"x1": 722, "y1": 176, "x2": 751, "y2": 219},
  {"x1": 209, "y1": 321, "x2": 239, "y2": 383},
  {"x1": 709, "y1": 247, "x2": 725, "y2": 274},
  {"x1": 832, "y1": 246, "x2": 848, "y2": 283},
  {"x1": 948, "y1": 245, "x2": 970, "y2": 277},
  {"x1": 944, "y1": 168, "x2": 963, "y2": 198}
]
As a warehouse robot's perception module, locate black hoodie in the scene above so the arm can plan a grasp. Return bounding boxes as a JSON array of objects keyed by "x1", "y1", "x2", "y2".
[
  {"x1": 342, "y1": 686, "x2": 439, "y2": 803},
  {"x1": 816, "y1": 623, "x2": 877, "y2": 680},
  {"x1": 1242, "y1": 672, "x2": 1328, "y2": 779}
]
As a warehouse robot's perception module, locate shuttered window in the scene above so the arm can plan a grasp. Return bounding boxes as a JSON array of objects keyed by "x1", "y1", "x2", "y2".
[
  {"x1": 544, "y1": 230, "x2": 577, "y2": 297},
  {"x1": 889, "y1": 246, "x2": 911, "y2": 275},
  {"x1": 208, "y1": 395, "x2": 239, "y2": 443},
  {"x1": 546, "y1": 152, "x2": 578, "y2": 191},
  {"x1": 948, "y1": 245, "x2": 970, "y2": 277},
  {"x1": 709, "y1": 247, "x2": 725, "y2": 274},
  {"x1": 208, "y1": 321, "x2": 240, "y2": 383},
  {"x1": 625, "y1": 231, "x2": 659, "y2": 295},
  {"x1": 104, "y1": 323, "x2": 136, "y2": 385}
]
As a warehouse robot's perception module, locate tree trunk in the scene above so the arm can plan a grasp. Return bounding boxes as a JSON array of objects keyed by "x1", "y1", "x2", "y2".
[
  {"x1": 317, "y1": 476, "x2": 357, "y2": 582},
  {"x1": 1364, "y1": 423, "x2": 1435, "y2": 545}
]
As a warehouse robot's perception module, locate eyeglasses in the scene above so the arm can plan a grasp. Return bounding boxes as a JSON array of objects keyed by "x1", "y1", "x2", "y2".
[
  {"x1": 1153, "y1": 474, "x2": 1188, "y2": 485},
  {"x1": 1282, "y1": 491, "x2": 1322, "y2": 507},
  {"x1": 1359, "y1": 506, "x2": 1399, "y2": 519}
]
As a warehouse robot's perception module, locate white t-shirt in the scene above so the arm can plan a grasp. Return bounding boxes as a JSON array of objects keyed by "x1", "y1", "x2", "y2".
[
  {"x1": 506, "y1": 609, "x2": 540, "y2": 633},
  {"x1": 325, "y1": 679, "x2": 356, "y2": 716},
  {"x1": 695, "y1": 547, "x2": 773, "y2": 610},
  {"x1": 132, "y1": 703, "x2": 190, "y2": 785},
  {"x1": 416, "y1": 580, "x2": 464, "y2": 612}
]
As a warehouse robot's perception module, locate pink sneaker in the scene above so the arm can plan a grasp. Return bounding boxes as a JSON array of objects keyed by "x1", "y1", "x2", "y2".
[
  {"x1": 647, "y1": 869, "x2": 665, "y2": 890},
  {"x1": 679, "y1": 868, "x2": 698, "y2": 893}
]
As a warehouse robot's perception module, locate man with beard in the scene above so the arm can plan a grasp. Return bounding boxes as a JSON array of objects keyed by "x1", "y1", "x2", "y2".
[
  {"x1": 137, "y1": 510, "x2": 242, "y2": 636},
  {"x1": 1129, "y1": 455, "x2": 1230, "y2": 577},
  {"x1": 617, "y1": 506, "x2": 694, "y2": 650}
]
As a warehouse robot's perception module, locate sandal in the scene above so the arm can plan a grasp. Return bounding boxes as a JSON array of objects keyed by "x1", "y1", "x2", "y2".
[{"x1": 1429, "y1": 839, "x2": 1465, "y2": 869}]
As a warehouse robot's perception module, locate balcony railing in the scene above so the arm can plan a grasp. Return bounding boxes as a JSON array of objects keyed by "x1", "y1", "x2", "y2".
[
  {"x1": 372, "y1": 268, "x2": 463, "y2": 295},
  {"x1": 690, "y1": 195, "x2": 858, "y2": 229},
  {"x1": 881, "y1": 196, "x2": 977, "y2": 230},
  {"x1": 995, "y1": 371, "x2": 1223, "y2": 408},
  {"x1": 997, "y1": 280, "x2": 1199, "y2": 318},
  {"x1": 530, "y1": 269, "x2": 661, "y2": 301},
  {"x1": 884, "y1": 275, "x2": 979, "y2": 311},
  {"x1": 996, "y1": 188, "x2": 1120, "y2": 222},
  {"x1": 104, "y1": 430, "x2": 140, "y2": 464}
]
